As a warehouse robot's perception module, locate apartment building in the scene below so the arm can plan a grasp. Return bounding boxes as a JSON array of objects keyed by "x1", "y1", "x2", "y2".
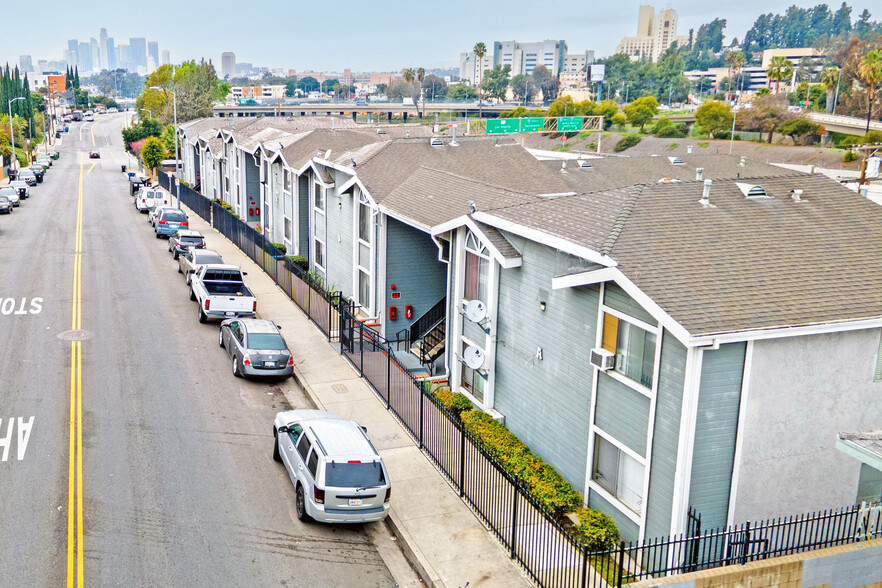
[
  {"x1": 492, "y1": 40, "x2": 567, "y2": 76},
  {"x1": 617, "y1": 5, "x2": 688, "y2": 62}
]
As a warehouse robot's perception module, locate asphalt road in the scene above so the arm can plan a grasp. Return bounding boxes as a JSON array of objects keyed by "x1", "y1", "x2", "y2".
[{"x1": 0, "y1": 114, "x2": 396, "y2": 586}]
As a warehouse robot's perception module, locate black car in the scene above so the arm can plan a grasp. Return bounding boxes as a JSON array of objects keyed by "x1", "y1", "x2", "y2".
[
  {"x1": 0, "y1": 195, "x2": 12, "y2": 214},
  {"x1": 167, "y1": 230, "x2": 206, "y2": 259},
  {"x1": 89, "y1": 152, "x2": 100, "y2": 159}
]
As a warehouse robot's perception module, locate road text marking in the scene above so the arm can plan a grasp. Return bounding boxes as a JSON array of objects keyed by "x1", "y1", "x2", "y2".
[{"x1": 0, "y1": 417, "x2": 34, "y2": 461}]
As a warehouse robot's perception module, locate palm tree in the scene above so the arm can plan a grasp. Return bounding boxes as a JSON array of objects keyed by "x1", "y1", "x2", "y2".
[
  {"x1": 766, "y1": 56, "x2": 794, "y2": 94},
  {"x1": 820, "y1": 67, "x2": 840, "y2": 114},
  {"x1": 857, "y1": 49, "x2": 882, "y2": 132},
  {"x1": 473, "y1": 42, "x2": 487, "y2": 88},
  {"x1": 416, "y1": 68, "x2": 426, "y2": 116},
  {"x1": 726, "y1": 51, "x2": 747, "y2": 101}
]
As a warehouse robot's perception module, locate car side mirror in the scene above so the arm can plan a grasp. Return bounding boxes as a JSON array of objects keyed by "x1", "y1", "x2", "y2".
[
  {"x1": 360, "y1": 426, "x2": 368, "y2": 434},
  {"x1": 242, "y1": 272, "x2": 248, "y2": 276},
  {"x1": 278, "y1": 426, "x2": 288, "y2": 434}
]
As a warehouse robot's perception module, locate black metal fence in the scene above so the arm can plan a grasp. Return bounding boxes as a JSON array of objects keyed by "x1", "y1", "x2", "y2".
[{"x1": 157, "y1": 173, "x2": 212, "y2": 223}]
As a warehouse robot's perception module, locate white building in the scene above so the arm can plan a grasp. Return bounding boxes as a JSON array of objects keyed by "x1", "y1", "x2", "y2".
[
  {"x1": 492, "y1": 40, "x2": 567, "y2": 76},
  {"x1": 459, "y1": 51, "x2": 492, "y2": 86},
  {"x1": 221, "y1": 52, "x2": 236, "y2": 80},
  {"x1": 617, "y1": 5, "x2": 687, "y2": 62}
]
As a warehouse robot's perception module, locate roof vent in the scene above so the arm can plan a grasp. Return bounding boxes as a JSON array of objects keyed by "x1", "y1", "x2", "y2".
[
  {"x1": 739, "y1": 156, "x2": 747, "y2": 167},
  {"x1": 668, "y1": 156, "x2": 684, "y2": 165},
  {"x1": 696, "y1": 167, "x2": 704, "y2": 181},
  {"x1": 736, "y1": 182, "x2": 769, "y2": 198},
  {"x1": 561, "y1": 160, "x2": 567, "y2": 173},
  {"x1": 687, "y1": 145, "x2": 693, "y2": 154},
  {"x1": 700, "y1": 179, "x2": 712, "y2": 206},
  {"x1": 430, "y1": 137, "x2": 444, "y2": 147},
  {"x1": 658, "y1": 177, "x2": 681, "y2": 183},
  {"x1": 791, "y1": 188, "x2": 803, "y2": 201},
  {"x1": 577, "y1": 159, "x2": 592, "y2": 169}
]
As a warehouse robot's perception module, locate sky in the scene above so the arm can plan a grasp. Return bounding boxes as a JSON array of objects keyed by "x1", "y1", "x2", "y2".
[{"x1": 1, "y1": 0, "x2": 875, "y2": 73}]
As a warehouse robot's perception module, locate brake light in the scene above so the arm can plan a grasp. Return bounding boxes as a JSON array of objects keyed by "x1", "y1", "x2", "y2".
[
  {"x1": 384, "y1": 488, "x2": 391, "y2": 503},
  {"x1": 314, "y1": 487, "x2": 325, "y2": 504},
  {"x1": 181, "y1": 221, "x2": 189, "y2": 227},
  {"x1": 243, "y1": 354, "x2": 251, "y2": 366},
  {"x1": 287, "y1": 355, "x2": 294, "y2": 366},
  {"x1": 348, "y1": 460, "x2": 361, "y2": 464},
  {"x1": 253, "y1": 300, "x2": 257, "y2": 312},
  {"x1": 204, "y1": 300, "x2": 210, "y2": 310},
  {"x1": 158, "y1": 220, "x2": 168, "y2": 225}
]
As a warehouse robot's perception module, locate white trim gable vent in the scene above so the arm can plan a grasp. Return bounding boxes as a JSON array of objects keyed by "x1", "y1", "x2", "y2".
[
  {"x1": 736, "y1": 182, "x2": 770, "y2": 198},
  {"x1": 430, "y1": 137, "x2": 444, "y2": 147},
  {"x1": 667, "y1": 156, "x2": 685, "y2": 165}
]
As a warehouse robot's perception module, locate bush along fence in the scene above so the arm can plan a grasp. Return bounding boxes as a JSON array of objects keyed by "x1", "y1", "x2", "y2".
[{"x1": 172, "y1": 183, "x2": 882, "y2": 587}]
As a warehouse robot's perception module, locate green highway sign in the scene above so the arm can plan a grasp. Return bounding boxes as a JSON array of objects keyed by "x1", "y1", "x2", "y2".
[
  {"x1": 486, "y1": 119, "x2": 519, "y2": 134},
  {"x1": 521, "y1": 118, "x2": 545, "y2": 132},
  {"x1": 557, "y1": 116, "x2": 583, "y2": 132}
]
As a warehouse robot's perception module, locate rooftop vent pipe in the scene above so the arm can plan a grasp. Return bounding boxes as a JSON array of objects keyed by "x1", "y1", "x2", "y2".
[
  {"x1": 701, "y1": 179, "x2": 712, "y2": 206},
  {"x1": 696, "y1": 167, "x2": 704, "y2": 181},
  {"x1": 687, "y1": 145, "x2": 693, "y2": 154},
  {"x1": 739, "y1": 156, "x2": 747, "y2": 166},
  {"x1": 791, "y1": 189, "x2": 803, "y2": 201},
  {"x1": 451, "y1": 124, "x2": 459, "y2": 147}
]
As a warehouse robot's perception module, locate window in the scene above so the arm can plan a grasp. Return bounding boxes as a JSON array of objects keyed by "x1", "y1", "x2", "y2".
[
  {"x1": 314, "y1": 240, "x2": 325, "y2": 270},
  {"x1": 286, "y1": 424, "x2": 303, "y2": 445},
  {"x1": 283, "y1": 170, "x2": 292, "y2": 192},
  {"x1": 358, "y1": 270, "x2": 370, "y2": 311},
  {"x1": 460, "y1": 341, "x2": 485, "y2": 403},
  {"x1": 358, "y1": 197, "x2": 370, "y2": 243},
  {"x1": 296, "y1": 434, "x2": 311, "y2": 461},
  {"x1": 602, "y1": 313, "x2": 657, "y2": 389},
  {"x1": 284, "y1": 217, "x2": 292, "y2": 242},
  {"x1": 593, "y1": 435, "x2": 644, "y2": 514},
  {"x1": 314, "y1": 182, "x2": 325, "y2": 211},
  {"x1": 464, "y1": 232, "x2": 490, "y2": 305},
  {"x1": 306, "y1": 450, "x2": 319, "y2": 478}
]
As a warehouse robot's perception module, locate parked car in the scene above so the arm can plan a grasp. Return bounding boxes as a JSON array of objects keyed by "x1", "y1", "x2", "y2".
[
  {"x1": 148, "y1": 204, "x2": 174, "y2": 226},
  {"x1": 178, "y1": 248, "x2": 224, "y2": 282},
  {"x1": 0, "y1": 187, "x2": 21, "y2": 207},
  {"x1": 272, "y1": 410, "x2": 391, "y2": 523},
  {"x1": 9, "y1": 180, "x2": 29, "y2": 199},
  {"x1": 168, "y1": 230, "x2": 206, "y2": 259},
  {"x1": 135, "y1": 187, "x2": 164, "y2": 212},
  {"x1": 28, "y1": 165, "x2": 45, "y2": 182},
  {"x1": 89, "y1": 151, "x2": 100, "y2": 159},
  {"x1": 189, "y1": 264, "x2": 256, "y2": 323},
  {"x1": 154, "y1": 208, "x2": 189, "y2": 238},
  {"x1": 17, "y1": 170, "x2": 37, "y2": 186},
  {"x1": 219, "y1": 319, "x2": 294, "y2": 379},
  {"x1": 36, "y1": 155, "x2": 51, "y2": 166},
  {"x1": 0, "y1": 195, "x2": 12, "y2": 214}
]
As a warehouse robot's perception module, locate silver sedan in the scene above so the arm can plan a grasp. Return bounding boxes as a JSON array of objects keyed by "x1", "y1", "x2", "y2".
[{"x1": 219, "y1": 319, "x2": 294, "y2": 379}]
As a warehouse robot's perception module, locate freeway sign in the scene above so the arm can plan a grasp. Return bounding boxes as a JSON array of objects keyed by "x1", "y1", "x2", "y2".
[
  {"x1": 558, "y1": 117, "x2": 583, "y2": 132},
  {"x1": 521, "y1": 118, "x2": 545, "y2": 132},
  {"x1": 486, "y1": 119, "x2": 520, "y2": 134}
]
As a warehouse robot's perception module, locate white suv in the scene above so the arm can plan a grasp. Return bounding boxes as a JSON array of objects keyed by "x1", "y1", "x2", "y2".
[{"x1": 273, "y1": 410, "x2": 391, "y2": 524}]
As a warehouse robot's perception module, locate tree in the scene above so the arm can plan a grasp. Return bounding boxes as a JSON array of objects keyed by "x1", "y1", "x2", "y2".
[
  {"x1": 623, "y1": 95, "x2": 659, "y2": 132},
  {"x1": 738, "y1": 93, "x2": 790, "y2": 142},
  {"x1": 510, "y1": 74, "x2": 537, "y2": 104},
  {"x1": 778, "y1": 118, "x2": 821, "y2": 144},
  {"x1": 298, "y1": 76, "x2": 319, "y2": 92},
  {"x1": 611, "y1": 112, "x2": 627, "y2": 130},
  {"x1": 473, "y1": 42, "x2": 487, "y2": 87},
  {"x1": 695, "y1": 100, "x2": 734, "y2": 138},
  {"x1": 284, "y1": 77, "x2": 298, "y2": 97},
  {"x1": 857, "y1": 49, "x2": 882, "y2": 131},
  {"x1": 530, "y1": 65, "x2": 559, "y2": 104},
  {"x1": 481, "y1": 65, "x2": 511, "y2": 102},
  {"x1": 725, "y1": 51, "x2": 747, "y2": 94},
  {"x1": 694, "y1": 18, "x2": 727, "y2": 52},
  {"x1": 447, "y1": 84, "x2": 478, "y2": 102},
  {"x1": 820, "y1": 67, "x2": 840, "y2": 113},
  {"x1": 766, "y1": 56, "x2": 794, "y2": 93},
  {"x1": 141, "y1": 136, "x2": 165, "y2": 170},
  {"x1": 160, "y1": 124, "x2": 178, "y2": 158},
  {"x1": 422, "y1": 74, "x2": 448, "y2": 101}
]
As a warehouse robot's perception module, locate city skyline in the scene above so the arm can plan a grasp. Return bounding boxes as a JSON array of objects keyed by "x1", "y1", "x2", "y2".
[{"x1": 2, "y1": 0, "x2": 878, "y2": 74}]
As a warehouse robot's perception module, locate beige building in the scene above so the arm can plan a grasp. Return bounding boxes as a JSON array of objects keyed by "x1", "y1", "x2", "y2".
[
  {"x1": 617, "y1": 5, "x2": 688, "y2": 62},
  {"x1": 760, "y1": 47, "x2": 826, "y2": 71}
]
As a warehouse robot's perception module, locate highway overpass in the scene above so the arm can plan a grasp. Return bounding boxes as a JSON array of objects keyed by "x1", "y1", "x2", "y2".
[
  {"x1": 805, "y1": 112, "x2": 882, "y2": 135},
  {"x1": 213, "y1": 102, "x2": 514, "y2": 122}
]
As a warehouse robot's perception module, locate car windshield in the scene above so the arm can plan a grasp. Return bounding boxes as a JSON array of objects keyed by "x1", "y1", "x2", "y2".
[
  {"x1": 0, "y1": 189, "x2": 16, "y2": 196},
  {"x1": 247, "y1": 334, "x2": 286, "y2": 350},
  {"x1": 0, "y1": 197, "x2": 9, "y2": 204},
  {"x1": 195, "y1": 253, "x2": 224, "y2": 264},
  {"x1": 325, "y1": 461, "x2": 385, "y2": 488},
  {"x1": 162, "y1": 211, "x2": 187, "y2": 222}
]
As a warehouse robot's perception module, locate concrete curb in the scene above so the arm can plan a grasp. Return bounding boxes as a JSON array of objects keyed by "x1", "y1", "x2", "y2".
[{"x1": 289, "y1": 362, "x2": 445, "y2": 588}]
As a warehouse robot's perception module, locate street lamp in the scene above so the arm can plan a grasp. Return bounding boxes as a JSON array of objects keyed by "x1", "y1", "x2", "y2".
[
  {"x1": 8, "y1": 97, "x2": 27, "y2": 175},
  {"x1": 149, "y1": 85, "x2": 180, "y2": 210}
]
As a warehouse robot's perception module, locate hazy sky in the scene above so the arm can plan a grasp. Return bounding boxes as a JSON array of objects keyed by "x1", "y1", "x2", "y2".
[{"x1": 1, "y1": 0, "x2": 873, "y2": 72}]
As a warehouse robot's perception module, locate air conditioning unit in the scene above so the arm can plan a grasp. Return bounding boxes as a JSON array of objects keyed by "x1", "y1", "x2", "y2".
[{"x1": 590, "y1": 348, "x2": 615, "y2": 371}]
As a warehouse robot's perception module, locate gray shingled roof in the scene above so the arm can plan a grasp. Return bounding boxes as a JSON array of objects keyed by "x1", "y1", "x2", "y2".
[
  {"x1": 839, "y1": 431, "x2": 882, "y2": 458},
  {"x1": 543, "y1": 155, "x2": 804, "y2": 192}
]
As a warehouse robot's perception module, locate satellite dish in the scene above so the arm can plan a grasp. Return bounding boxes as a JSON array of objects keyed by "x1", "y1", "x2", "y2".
[
  {"x1": 464, "y1": 300, "x2": 487, "y2": 323},
  {"x1": 462, "y1": 346, "x2": 486, "y2": 370}
]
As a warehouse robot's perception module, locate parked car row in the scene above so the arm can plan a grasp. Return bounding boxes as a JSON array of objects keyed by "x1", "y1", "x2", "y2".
[{"x1": 1, "y1": 154, "x2": 57, "y2": 232}]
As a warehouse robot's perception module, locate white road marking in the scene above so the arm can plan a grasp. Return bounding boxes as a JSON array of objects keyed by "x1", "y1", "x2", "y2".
[
  {"x1": 0, "y1": 417, "x2": 34, "y2": 461},
  {"x1": 0, "y1": 298, "x2": 42, "y2": 315}
]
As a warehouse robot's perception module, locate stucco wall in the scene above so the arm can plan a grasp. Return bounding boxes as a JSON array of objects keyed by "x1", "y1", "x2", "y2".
[{"x1": 733, "y1": 329, "x2": 882, "y2": 522}]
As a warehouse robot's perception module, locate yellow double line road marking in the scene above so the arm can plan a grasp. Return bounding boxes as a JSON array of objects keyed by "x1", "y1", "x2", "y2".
[{"x1": 67, "y1": 154, "x2": 85, "y2": 588}]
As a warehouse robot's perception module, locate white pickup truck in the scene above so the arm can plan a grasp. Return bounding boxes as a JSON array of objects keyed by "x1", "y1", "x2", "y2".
[{"x1": 189, "y1": 264, "x2": 257, "y2": 323}]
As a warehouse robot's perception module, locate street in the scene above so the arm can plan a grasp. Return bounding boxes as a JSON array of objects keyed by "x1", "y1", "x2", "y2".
[{"x1": 0, "y1": 114, "x2": 396, "y2": 586}]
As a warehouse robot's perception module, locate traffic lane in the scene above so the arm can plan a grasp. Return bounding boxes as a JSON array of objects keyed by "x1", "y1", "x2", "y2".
[
  {"x1": 0, "y1": 144, "x2": 84, "y2": 586},
  {"x1": 78, "y1": 157, "x2": 394, "y2": 586}
]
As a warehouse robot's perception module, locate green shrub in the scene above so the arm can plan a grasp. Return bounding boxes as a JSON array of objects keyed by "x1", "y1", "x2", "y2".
[
  {"x1": 651, "y1": 117, "x2": 672, "y2": 135},
  {"x1": 843, "y1": 151, "x2": 859, "y2": 162},
  {"x1": 697, "y1": 141, "x2": 709, "y2": 147},
  {"x1": 865, "y1": 130, "x2": 882, "y2": 144},
  {"x1": 839, "y1": 135, "x2": 862, "y2": 147},
  {"x1": 272, "y1": 242, "x2": 287, "y2": 254},
  {"x1": 656, "y1": 126, "x2": 685, "y2": 138},
  {"x1": 575, "y1": 508, "x2": 621, "y2": 552},
  {"x1": 664, "y1": 142, "x2": 679, "y2": 151},
  {"x1": 288, "y1": 255, "x2": 308, "y2": 271},
  {"x1": 613, "y1": 135, "x2": 641, "y2": 152},
  {"x1": 434, "y1": 388, "x2": 473, "y2": 419},
  {"x1": 460, "y1": 411, "x2": 583, "y2": 518}
]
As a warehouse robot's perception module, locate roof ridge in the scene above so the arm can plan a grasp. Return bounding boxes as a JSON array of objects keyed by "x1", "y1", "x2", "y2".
[
  {"x1": 601, "y1": 184, "x2": 646, "y2": 256},
  {"x1": 356, "y1": 139, "x2": 395, "y2": 166}
]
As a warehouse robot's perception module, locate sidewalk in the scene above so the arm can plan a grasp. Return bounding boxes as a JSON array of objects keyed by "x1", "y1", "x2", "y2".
[{"x1": 180, "y1": 204, "x2": 532, "y2": 588}]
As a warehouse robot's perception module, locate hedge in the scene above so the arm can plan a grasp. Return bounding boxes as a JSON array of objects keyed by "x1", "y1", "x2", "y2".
[{"x1": 614, "y1": 135, "x2": 641, "y2": 152}]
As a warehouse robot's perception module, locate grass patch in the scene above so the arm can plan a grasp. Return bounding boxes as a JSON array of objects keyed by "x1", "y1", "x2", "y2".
[
  {"x1": 552, "y1": 143, "x2": 571, "y2": 152},
  {"x1": 664, "y1": 142, "x2": 679, "y2": 150},
  {"x1": 697, "y1": 141, "x2": 709, "y2": 148},
  {"x1": 588, "y1": 553, "x2": 632, "y2": 585}
]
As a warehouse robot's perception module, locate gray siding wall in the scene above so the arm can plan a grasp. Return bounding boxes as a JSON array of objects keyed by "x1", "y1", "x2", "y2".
[
  {"x1": 604, "y1": 283, "x2": 656, "y2": 325},
  {"x1": 493, "y1": 238, "x2": 599, "y2": 493},
  {"x1": 462, "y1": 311, "x2": 485, "y2": 345},
  {"x1": 595, "y1": 372, "x2": 650, "y2": 455},
  {"x1": 589, "y1": 489, "x2": 640, "y2": 543},
  {"x1": 734, "y1": 329, "x2": 882, "y2": 522},
  {"x1": 244, "y1": 155, "x2": 259, "y2": 202},
  {"x1": 688, "y1": 342, "x2": 746, "y2": 532},
  {"x1": 298, "y1": 175, "x2": 309, "y2": 258},
  {"x1": 325, "y1": 184, "x2": 354, "y2": 299},
  {"x1": 384, "y1": 217, "x2": 447, "y2": 335},
  {"x1": 644, "y1": 332, "x2": 688, "y2": 540}
]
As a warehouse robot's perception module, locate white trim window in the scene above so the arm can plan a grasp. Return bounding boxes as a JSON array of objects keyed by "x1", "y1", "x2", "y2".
[
  {"x1": 601, "y1": 311, "x2": 657, "y2": 390},
  {"x1": 460, "y1": 339, "x2": 486, "y2": 403},
  {"x1": 283, "y1": 216, "x2": 293, "y2": 250},
  {"x1": 355, "y1": 191, "x2": 373, "y2": 314},
  {"x1": 593, "y1": 434, "x2": 645, "y2": 515},
  {"x1": 464, "y1": 231, "x2": 490, "y2": 305},
  {"x1": 312, "y1": 180, "x2": 326, "y2": 274}
]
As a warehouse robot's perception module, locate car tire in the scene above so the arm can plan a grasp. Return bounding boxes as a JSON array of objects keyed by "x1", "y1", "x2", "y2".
[
  {"x1": 189, "y1": 288, "x2": 196, "y2": 301},
  {"x1": 177, "y1": 264, "x2": 182, "y2": 274},
  {"x1": 198, "y1": 306, "x2": 207, "y2": 323},
  {"x1": 218, "y1": 328, "x2": 225, "y2": 348},
  {"x1": 295, "y1": 485, "x2": 311, "y2": 522},
  {"x1": 273, "y1": 430, "x2": 281, "y2": 462},
  {"x1": 232, "y1": 356, "x2": 241, "y2": 378},
  {"x1": 173, "y1": 251, "x2": 179, "y2": 260},
  {"x1": 155, "y1": 231, "x2": 160, "y2": 239}
]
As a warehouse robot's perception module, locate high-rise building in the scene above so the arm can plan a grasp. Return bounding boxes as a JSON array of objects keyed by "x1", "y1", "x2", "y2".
[
  {"x1": 129, "y1": 38, "x2": 148, "y2": 72},
  {"x1": 492, "y1": 40, "x2": 567, "y2": 76},
  {"x1": 99, "y1": 28, "x2": 108, "y2": 69},
  {"x1": 617, "y1": 5, "x2": 688, "y2": 62},
  {"x1": 90, "y1": 38, "x2": 100, "y2": 72},
  {"x1": 78, "y1": 42, "x2": 92, "y2": 72},
  {"x1": 105, "y1": 37, "x2": 117, "y2": 70},
  {"x1": 148, "y1": 42, "x2": 159, "y2": 73},
  {"x1": 459, "y1": 51, "x2": 492, "y2": 86},
  {"x1": 67, "y1": 40, "x2": 79, "y2": 67},
  {"x1": 161, "y1": 50, "x2": 171, "y2": 66},
  {"x1": 221, "y1": 52, "x2": 236, "y2": 79},
  {"x1": 19, "y1": 55, "x2": 34, "y2": 73}
]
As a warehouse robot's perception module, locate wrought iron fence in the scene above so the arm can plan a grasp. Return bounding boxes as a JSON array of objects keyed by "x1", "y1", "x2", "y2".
[{"x1": 157, "y1": 172, "x2": 212, "y2": 223}]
